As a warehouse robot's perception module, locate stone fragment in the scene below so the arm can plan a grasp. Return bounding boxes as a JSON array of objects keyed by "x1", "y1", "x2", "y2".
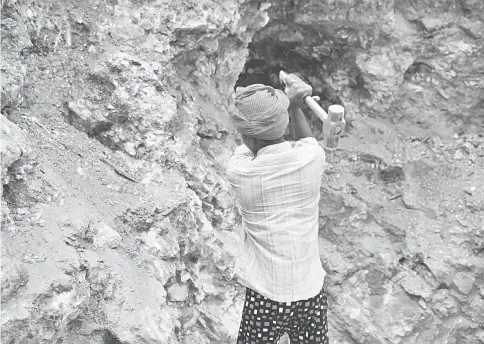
[
  {"x1": 124, "y1": 141, "x2": 137, "y2": 156},
  {"x1": 462, "y1": 141, "x2": 476, "y2": 154},
  {"x1": 1, "y1": 85, "x2": 23, "y2": 110},
  {"x1": 430, "y1": 289, "x2": 459, "y2": 317},
  {"x1": 418, "y1": 299, "x2": 427, "y2": 309},
  {"x1": 453, "y1": 271, "x2": 475, "y2": 295},
  {"x1": 180, "y1": 270, "x2": 191, "y2": 283},
  {"x1": 463, "y1": 186, "x2": 476, "y2": 195},
  {"x1": 0, "y1": 59, "x2": 26, "y2": 112},
  {"x1": 453, "y1": 150, "x2": 464, "y2": 160},
  {"x1": 92, "y1": 222, "x2": 122, "y2": 249},
  {"x1": 398, "y1": 271, "x2": 433, "y2": 300},
  {"x1": 143, "y1": 230, "x2": 180, "y2": 259},
  {"x1": 76, "y1": 167, "x2": 85, "y2": 176},
  {"x1": 66, "y1": 99, "x2": 113, "y2": 136},
  {"x1": 195, "y1": 271, "x2": 223, "y2": 296},
  {"x1": 460, "y1": 0, "x2": 484, "y2": 21},
  {"x1": 425, "y1": 257, "x2": 455, "y2": 286},
  {"x1": 355, "y1": 48, "x2": 414, "y2": 112},
  {"x1": 379, "y1": 166, "x2": 405, "y2": 183},
  {"x1": 1, "y1": 115, "x2": 26, "y2": 182},
  {"x1": 420, "y1": 16, "x2": 450, "y2": 32},
  {"x1": 167, "y1": 283, "x2": 189, "y2": 302},
  {"x1": 1, "y1": 257, "x2": 29, "y2": 302}
]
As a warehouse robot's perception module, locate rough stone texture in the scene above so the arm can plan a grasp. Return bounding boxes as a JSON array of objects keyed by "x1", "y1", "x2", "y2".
[
  {"x1": 244, "y1": 0, "x2": 484, "y2": 134},
  {"x1": 453, "y1": 271, "x2": 476, "y2": 295},
  {"x1": 0, "y1": 115, "x2": 26, "y2": 183},
  {"x1": 1, "y1": 114, "x2": 29, "y2": 234},
  {"x1": 1, "y1": 0, "x2": 267, "y2": 343},
  {"x1": 91, "y1": 221, "x2": 122, "y2": 249},
  {"x1": 1, "y1": 0, "x2": 484, "y2": 344}
]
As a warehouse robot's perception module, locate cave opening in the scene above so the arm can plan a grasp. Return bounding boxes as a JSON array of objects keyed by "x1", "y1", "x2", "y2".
[
  {"x1": 234, "y1": 44, "x2": 323, "y2": 140},
  {"x1": 233, "y1": 31, "x2": 354, "y2": 140},
  {"x1": 235, "y1": 35, "x2": 348, "y2": 105}
]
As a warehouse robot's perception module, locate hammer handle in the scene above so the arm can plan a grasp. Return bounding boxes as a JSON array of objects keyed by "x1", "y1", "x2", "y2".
[
  {"x1": 304, "y1": 95, "x2": 329, "y2": 122},
  {"x1": 279, "y1": 71, "x2": 329, "y2": 122}
]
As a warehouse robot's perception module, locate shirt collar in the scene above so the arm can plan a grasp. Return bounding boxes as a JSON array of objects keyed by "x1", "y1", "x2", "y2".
[{"x1": 256, "y1": 141, "x2": 291, "y2": 157}]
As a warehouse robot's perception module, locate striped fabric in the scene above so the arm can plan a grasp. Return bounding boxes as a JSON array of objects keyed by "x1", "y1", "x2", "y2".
[{"x1": 226, "y1": 137, "x2": 327, "y2": 302}]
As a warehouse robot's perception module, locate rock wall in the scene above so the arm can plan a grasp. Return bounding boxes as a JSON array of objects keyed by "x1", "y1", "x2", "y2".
[
  {"x1": 1, "y1": 1, "x2": 483, "y2": 344},
  {"x1": 1, "y1": 0, "x2": 268, "y2": 343}
]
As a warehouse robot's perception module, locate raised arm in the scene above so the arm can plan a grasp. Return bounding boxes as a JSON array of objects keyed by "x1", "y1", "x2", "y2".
[
  {"x1": 288, "y1": 104, "x2": 313, "y2": 140},
  {"x1": 284, "y1": 74, "x2": 314, "y2": 140}
]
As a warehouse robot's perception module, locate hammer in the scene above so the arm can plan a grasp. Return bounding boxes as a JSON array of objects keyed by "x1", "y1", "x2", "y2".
[{"x1": 279, "y1": 71, "x2": 346, "y2": 148}]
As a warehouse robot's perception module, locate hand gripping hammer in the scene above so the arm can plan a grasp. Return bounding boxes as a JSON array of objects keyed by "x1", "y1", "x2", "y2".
[{"x1": 279, "y1": 71, "x2": 346, "y2": 148}]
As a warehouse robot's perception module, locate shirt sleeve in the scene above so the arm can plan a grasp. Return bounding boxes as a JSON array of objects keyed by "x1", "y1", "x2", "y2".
[{"x1": 293, "y1": 137, "x2": 326, "y2": 173}]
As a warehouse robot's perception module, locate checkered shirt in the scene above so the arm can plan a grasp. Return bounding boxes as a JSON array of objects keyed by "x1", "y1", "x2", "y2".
[{"x1": 226, "y1": 137, "x2": 327, "y2": 302}]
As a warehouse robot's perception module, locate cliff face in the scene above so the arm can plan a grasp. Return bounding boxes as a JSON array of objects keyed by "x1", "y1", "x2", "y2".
[
  {"x1": 1, "y1": 1, "x2": 483, "y2": 344},
  {"x1": 1, "y1": 0, "x2": 267, "y2": 343}
]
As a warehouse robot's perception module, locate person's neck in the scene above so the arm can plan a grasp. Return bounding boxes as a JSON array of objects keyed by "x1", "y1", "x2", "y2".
[{"x1": 254, "y1": 137, "x2": 286, "y2": 155}]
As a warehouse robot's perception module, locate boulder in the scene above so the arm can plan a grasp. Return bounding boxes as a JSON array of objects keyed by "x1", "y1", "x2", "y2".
[
  {"x1": 398, "y1": 271, "x2": 434, "y2": 301},
  {"x1": 0, "y1": 115, "x2": 26, "y2": 183},
  {"x1": 453, "y1": 271, "x2": 475, "y2": 295},
  {"x1": 66, "y1": 99, "x2": 113, "y2": 136},
  {"x1": 92, "y1": 222, "x2": 122, "y2": 249},
  {"x1": 167, "y1": 283, "x2": 189, "y2": 302}
]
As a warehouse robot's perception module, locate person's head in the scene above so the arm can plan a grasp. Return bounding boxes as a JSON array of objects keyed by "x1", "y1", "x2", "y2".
[{"x1": 231, "y1": 84, "x2": 289, "y2": 154}]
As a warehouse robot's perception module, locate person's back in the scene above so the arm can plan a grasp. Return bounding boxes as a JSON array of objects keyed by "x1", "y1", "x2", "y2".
[
  {"x1": 226, "y1": 137, "x2": 325, "y2": 301},
  {"x1": 226, "y1": 75, "x2": 329, "y2": 344}
]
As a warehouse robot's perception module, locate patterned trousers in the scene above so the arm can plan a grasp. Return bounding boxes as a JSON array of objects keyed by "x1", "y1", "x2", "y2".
[{"x1": 236, "y1": 287, "x2": 329, "y2": 344}]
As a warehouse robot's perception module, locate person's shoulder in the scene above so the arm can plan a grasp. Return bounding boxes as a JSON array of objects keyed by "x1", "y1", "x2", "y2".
[
  {"x1": 291, "y1": 137, "x2": 325, "y2": 163},
  {"x1": 229, "y1": 145, "x2": 253, "y2": 161},
  {"x1": 292, "y1": 137, "x2": 323, "y2": 150},
  {"x1": 226, "y1": 145, "x2": 253, "y2": 171}
]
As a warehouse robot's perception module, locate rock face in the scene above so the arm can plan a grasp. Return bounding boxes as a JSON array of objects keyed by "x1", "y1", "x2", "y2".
[
  {"x1": 1, "y1": 115, "x2": 26, "y2": 183},
  {"x1": 1, "y1": 1, "x2": 483, "y2": 344},
  {"x1": 243, "y1": 0, "x2": 484, "y2": 134},
  {"x1": 1, "y1": 0, "x2": 267, "y2": 343}
]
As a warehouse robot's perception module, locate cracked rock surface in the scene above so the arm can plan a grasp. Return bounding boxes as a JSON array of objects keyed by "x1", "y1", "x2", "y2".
[{"x1": 1, "y1": 0, "x2": 483, "y2": 343}]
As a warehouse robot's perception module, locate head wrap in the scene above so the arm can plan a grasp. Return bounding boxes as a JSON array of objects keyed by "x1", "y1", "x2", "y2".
[{"x1": 231, "y1": 84, "x2": 289, "y2": 140}]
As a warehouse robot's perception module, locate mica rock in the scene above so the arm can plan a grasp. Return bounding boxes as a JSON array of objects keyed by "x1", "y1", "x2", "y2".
[
  {"x1": 66, "y1": 99, "x2": 113, "y2": 136},
  {"x1": 453, "y1": 271, "x2": 476, "y2": 295},
  {"x1": 92, "y1": 222, "x2": 122, "y2": 249},
  {"x1": 167, "y1": 283, "x2": 189, "y2": 302},
  {"x1": 0, "y1": 256, "x2": 29, "y2": 303},
  {"x1": 142, "y1": 229, "x2": 180, "y2": 259},
  {"x1": 0, "y1": 115, "x2": 26, "y2": 183},
  {"x1": 355, "y1": 48, "x2": 414, "y2": 112},
  {"x1": 398, "y1": 271, "x2": 433, "y2": 301},
  {"x1": 0, "y1": 58, "x2": 26, "y2": 112},
  {"x1": 430, "y1": 289, "x2": 460, "y2": 317},
  {"x1": 194, "y1": 270, "x2": 224, "y2": 296}
]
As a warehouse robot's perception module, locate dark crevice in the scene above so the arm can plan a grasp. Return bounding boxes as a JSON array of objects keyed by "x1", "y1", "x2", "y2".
[
  {"x1": 404, "y1": 61, "x2": 434, "y2": 81},
  {"x1": 103, "y1": 329, "x2": 125, "y2": 344},
  {"x1": 234, "y1": 46, "x2": 341, "y2": 140},
  {"x1": 436, "y1": 283, "x2": 449, "y2": 290}
]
